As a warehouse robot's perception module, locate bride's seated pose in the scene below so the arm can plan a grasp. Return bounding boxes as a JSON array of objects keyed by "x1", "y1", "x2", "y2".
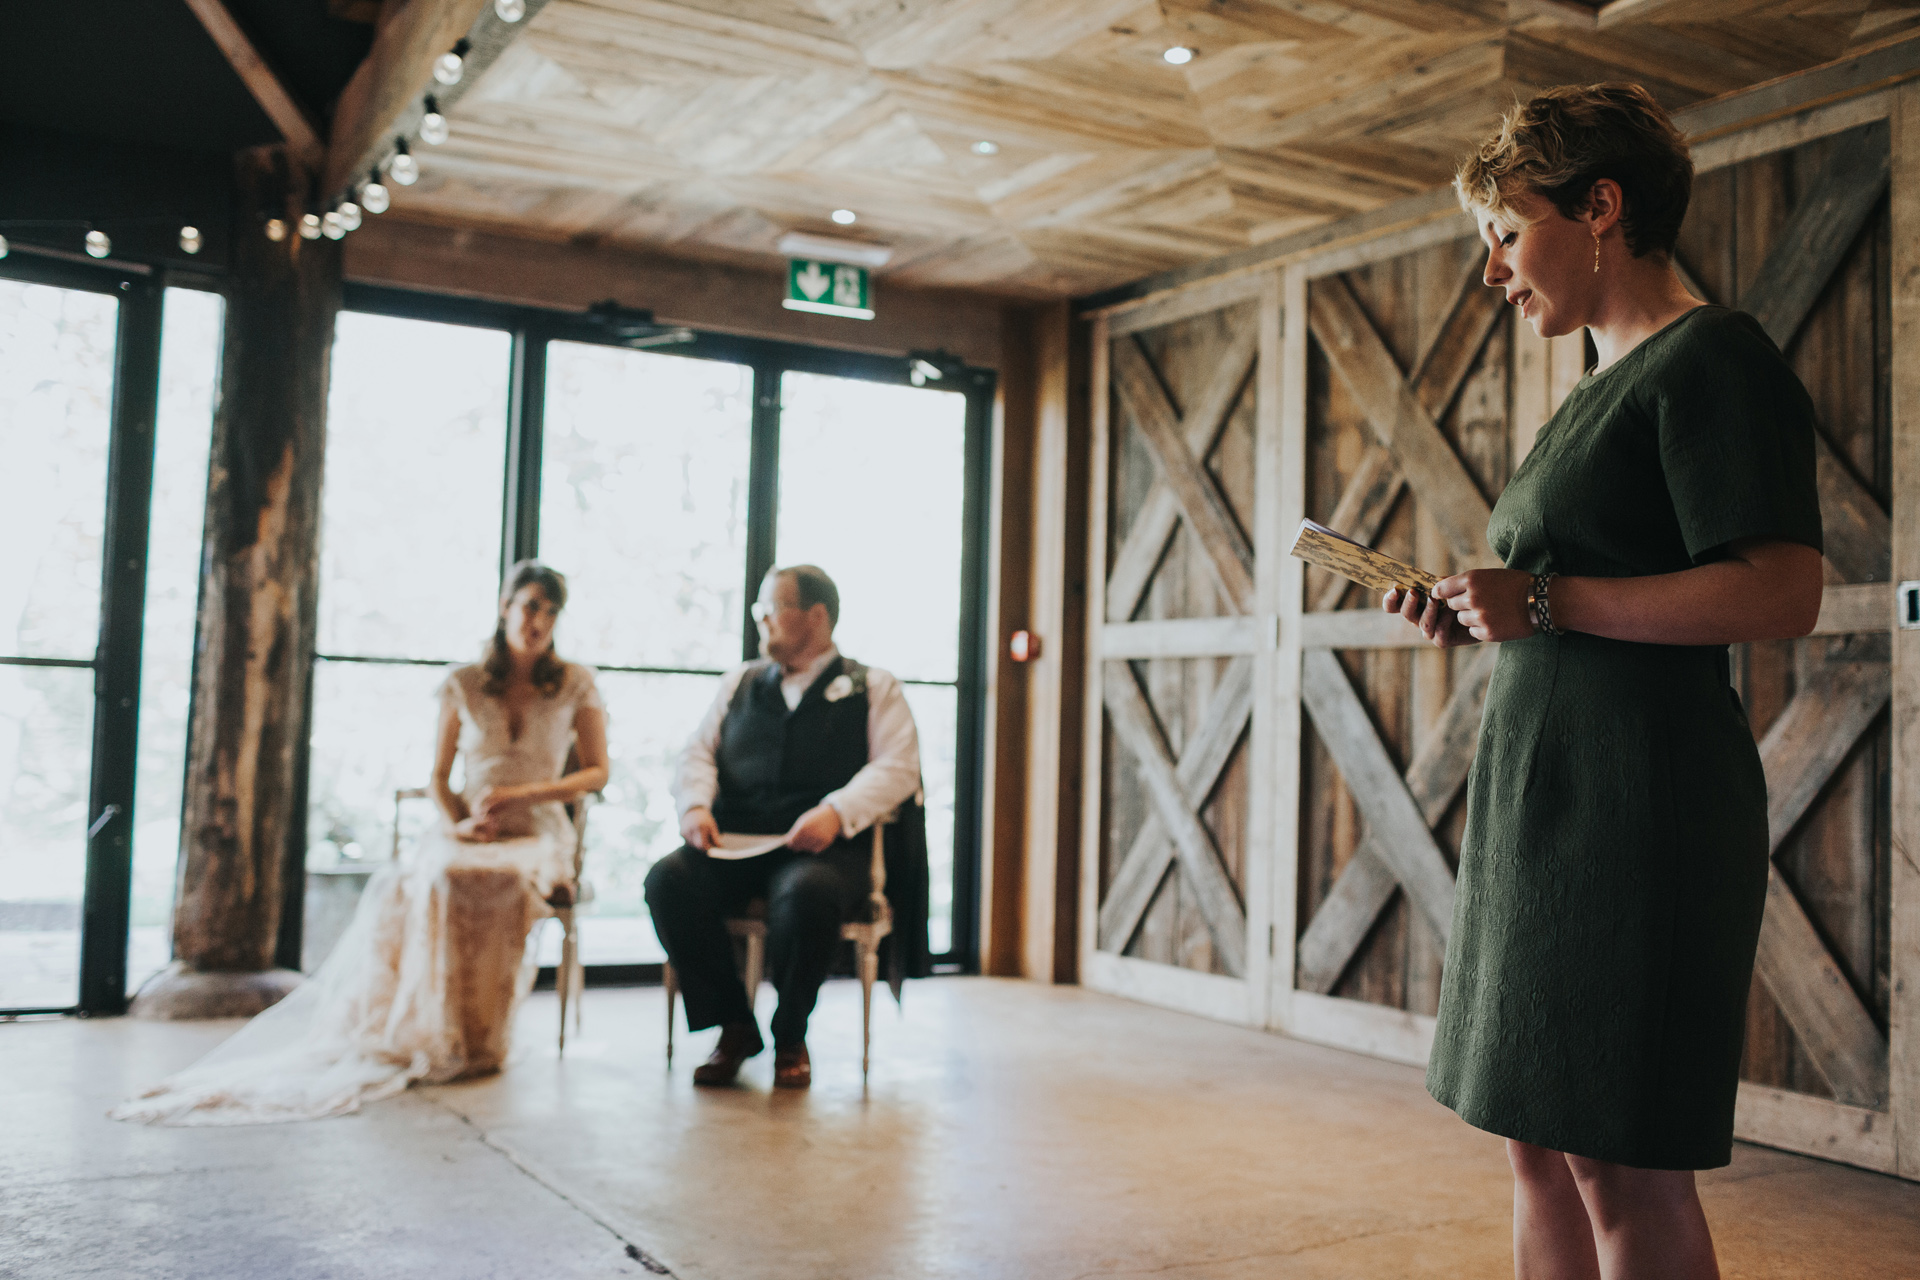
[{"x1": 114, "y1": 560, "x2": 608, "y2": 1125}]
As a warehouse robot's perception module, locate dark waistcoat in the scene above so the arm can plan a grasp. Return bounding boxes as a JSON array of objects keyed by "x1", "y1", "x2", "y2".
[{"x1": 712, "y1": 656, "x2": 869, "y2": 835}]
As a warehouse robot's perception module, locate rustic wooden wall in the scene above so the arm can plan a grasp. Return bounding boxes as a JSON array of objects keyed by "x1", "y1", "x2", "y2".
[
  {"x1": 1675, "y1": 125, "x2": 1897, "y2": 1105},
  {"x1": 1298, "y1": 237, "x2": 1509, "y2": 1016}
]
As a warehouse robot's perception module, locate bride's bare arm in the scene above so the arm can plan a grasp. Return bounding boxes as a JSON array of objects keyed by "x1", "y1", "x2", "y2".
[{"x1": 430, "y1": 698, "x2": 468, "y2": 825}]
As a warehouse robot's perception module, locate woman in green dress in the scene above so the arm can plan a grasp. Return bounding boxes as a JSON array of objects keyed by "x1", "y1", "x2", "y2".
[{"x1": 1383, "y1": 85, "x2": 1825, "y2": 1279}]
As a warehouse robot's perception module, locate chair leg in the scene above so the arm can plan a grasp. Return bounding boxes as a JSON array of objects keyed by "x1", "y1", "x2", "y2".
[
  {"x1": 744, "y1": 932, "x2": 765, "y2": 1007},
  {"x1": 664, "y1": 962, "x2": 677, "y2": 1065},
  {"x1": 572, "y1": 946, "x2": 585, "y2": 1036},
  {"x1": 557, "y1": 910, "x2": 574, "y2": 1055},
  {"x1": 859, "y1": 942, "x2": 878, "y2": 1086}
]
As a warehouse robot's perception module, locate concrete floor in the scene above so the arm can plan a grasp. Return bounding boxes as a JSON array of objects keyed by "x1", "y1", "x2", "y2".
[{"x1": 5, "y1": 978, "x2": 1917, "y2": 1279}]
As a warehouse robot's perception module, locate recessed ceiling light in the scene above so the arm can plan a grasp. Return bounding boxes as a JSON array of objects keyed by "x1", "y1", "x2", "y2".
[
  {"x1": 831, "y1": 209, "x2": 857, "y2": 225},
  {"x1": 1163, "y1": 46, "x2": 1194, "y2": 65},
  {"x1": 972, "y1": 140, "x2": 999, "y2": 156}
]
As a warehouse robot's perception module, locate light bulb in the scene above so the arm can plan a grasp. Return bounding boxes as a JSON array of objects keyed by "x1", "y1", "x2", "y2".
[
  {"x1": 338, "y1": 202, "x2": 363, "y2": 231},
  {"x1": 389, "y1": 151, "x2": 419, "y2": 185},
  {"x1": 495, "y1": 0, "x2": 525, "y2": 20},
  {"x1": 433, "y1": 40, "x2": 468, "y2": 85},
  {"x1": 85, "y1": 230, "x2": 111, "y2": 258},
  {"x1": 265, "y1": 218, "x2": 288, "y2": 242},
  {"x1": 322, "y1": 211, "x2": 346, "y2": 240},
  {"x1": 1163, "y1": 45, "x2": 1194, "y2": 64},
  {"x1": 179, "y1": 225, "x2": 203, "y2": 254},
  {"x1": 421, "y1": 106, "x2": 449, "y2": 145},
  {"x1": 362, "y1": 181, "x2": 390, "y2": 215},
  {"x1": 0, "y1": 233, "x2": 9, "y2": 259},
  {"x1": 831, "y1": 208, "x2": 856, "y2": 225},
  {"x1": 971, "y1": 140, "x2": 998, "y2": 155},
  {"x1": 299, "y1": 213, "x2": 322, "y2": 240}
]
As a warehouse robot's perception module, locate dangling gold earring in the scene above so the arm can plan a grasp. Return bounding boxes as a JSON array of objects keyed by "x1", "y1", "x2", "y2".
[{"x1": 1592, "y1": 232, "x2": 1601, "y2": 274}]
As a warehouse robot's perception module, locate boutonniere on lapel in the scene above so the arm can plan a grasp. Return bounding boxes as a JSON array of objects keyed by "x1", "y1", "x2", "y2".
[{"x1": 824, "y1": 674, "x2": 856, "y2": 703}]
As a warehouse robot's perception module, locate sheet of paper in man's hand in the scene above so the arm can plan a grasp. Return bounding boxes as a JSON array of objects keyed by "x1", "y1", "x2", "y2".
[
  {"x1": 709, "y1": 833, "x2": 788, "y2": 860},
  {"x1": 1289, "y1": 519, "x2": 1441, "y2": 594}
]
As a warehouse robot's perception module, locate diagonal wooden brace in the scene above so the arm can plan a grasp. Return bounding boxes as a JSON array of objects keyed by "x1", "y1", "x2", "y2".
[
  {"x1": 1102, "y1": 663, "x2": 1249, "y2": 975},
  {"x1": 1295, "y1": 644, "x2": 1495, "y2": 992},
  {"x1": 1098, "y1": 656, "x2": 1254, "y2": 952}
]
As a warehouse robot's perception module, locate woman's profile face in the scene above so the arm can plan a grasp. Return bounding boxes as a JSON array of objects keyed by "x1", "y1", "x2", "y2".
[
  {"x1": 501, "y1": 584, "x2": 560, "y2": 656},
  {"x1": 1479, "y1": 188, "x2": 1598, "y2": 340}
]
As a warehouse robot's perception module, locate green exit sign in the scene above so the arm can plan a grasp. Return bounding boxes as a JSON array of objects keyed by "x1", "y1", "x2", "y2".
[{"x1": 784, "y1": 259, "x2": 874, "y2": 320}]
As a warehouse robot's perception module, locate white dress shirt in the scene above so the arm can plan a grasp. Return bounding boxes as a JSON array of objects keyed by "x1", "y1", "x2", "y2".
[{"x1": 672, "y1": 646, "x2": 922, "y2": 839}]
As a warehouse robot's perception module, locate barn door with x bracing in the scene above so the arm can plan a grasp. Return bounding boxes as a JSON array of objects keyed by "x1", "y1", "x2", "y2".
[{"x1": 1081, "y1": 275, "x2": 1283, "y2": 1025}]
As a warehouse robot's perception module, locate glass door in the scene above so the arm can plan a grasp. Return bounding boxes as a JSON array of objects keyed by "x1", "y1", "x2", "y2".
[
  {"x1": 302, "y1": 311, "x2": 512, "y2": 969},
  {"x1": 775, "y1": 372, "x2": 974, "y2": 956},
  {"x1": 0, "y1": 264, "x2": 215, "y2": 1014},
  {"x1": 0, "y1": 275, "x2": 120, "y2": 1011},
  {"x1": 534, "y1": 341, "x2": 755, "y2": 967}
]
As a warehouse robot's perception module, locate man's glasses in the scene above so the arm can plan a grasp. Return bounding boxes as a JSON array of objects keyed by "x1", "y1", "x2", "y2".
[{"x1": 750, "y1": 600, "x2": 789, "y2": 623}]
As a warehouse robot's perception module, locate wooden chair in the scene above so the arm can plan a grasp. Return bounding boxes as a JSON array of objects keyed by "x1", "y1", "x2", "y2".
[
  {"x1": 663, "y1": 810, "x2": 896, "y2": 1085},
  {"x1": 390, "y1": 782, "x2": 597, "y2": 1053}
]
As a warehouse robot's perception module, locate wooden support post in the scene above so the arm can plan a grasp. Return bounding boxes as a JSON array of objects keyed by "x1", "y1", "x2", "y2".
[{"x1": 131, "y1": 146, "x2": 342, "y2": 1019}]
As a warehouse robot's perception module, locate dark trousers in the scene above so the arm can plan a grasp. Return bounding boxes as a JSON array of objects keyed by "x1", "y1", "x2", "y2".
[{"x1": 644, "y1": 840, "x2": 869, "y2": 1047}]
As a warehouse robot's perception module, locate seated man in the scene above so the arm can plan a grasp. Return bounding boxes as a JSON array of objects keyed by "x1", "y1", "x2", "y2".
[{"x1": 646, "y1": 564, "x2": 921, "y2": 1089}]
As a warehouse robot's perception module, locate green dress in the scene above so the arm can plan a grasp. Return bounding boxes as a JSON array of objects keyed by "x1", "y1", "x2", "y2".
[{"x1": 1425, "y1": 307, "x2": 1824, "y2": 1170}]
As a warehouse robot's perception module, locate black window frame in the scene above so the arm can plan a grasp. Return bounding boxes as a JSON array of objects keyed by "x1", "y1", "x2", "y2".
[{"x1": 325, "y1": 282, "x2": 994, "y2": 973}]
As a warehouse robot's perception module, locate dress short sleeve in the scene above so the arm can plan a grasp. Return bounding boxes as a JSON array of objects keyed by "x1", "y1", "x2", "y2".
[
  {"x1": 438, "y1": 664, "x2": 473, "y2": 720},
  {"x1": 1654, "y1": 310, "x2": 1823, "y2": 563},
  {"x1": 570, "y1": 664, "x2": 605, "y2": 714}
]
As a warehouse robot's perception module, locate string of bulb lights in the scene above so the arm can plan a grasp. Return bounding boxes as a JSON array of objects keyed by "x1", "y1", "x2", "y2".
[{"x1": 0, "y1": 0, "x2": 527, "y2": 264}]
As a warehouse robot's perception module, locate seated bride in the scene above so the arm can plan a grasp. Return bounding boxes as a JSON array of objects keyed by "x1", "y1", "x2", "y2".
[{"x1": 113, "y1": 560, "x2": 608, "y2": 1126}]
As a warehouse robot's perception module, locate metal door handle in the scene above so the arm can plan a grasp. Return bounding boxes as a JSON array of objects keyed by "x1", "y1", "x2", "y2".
[{"x1": 87, "y1": 804, "x2": 121, "y2": 839}]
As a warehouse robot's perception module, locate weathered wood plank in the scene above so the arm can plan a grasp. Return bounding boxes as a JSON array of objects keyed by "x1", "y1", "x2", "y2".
[
  {"x1": 1761, "y1": 660, "x2": 1890, "y2": 853},
  {"x1": 1733, "y1": 1081, "x2": 1897, "y2": 1173},
  {"x1": 1886, "y1": 76, "x2": 1920, "y2": 1184},
  {"x1": 1811, "y1": 582, "x2": 1891, "y2": 635},
  {"x1": 1744, "y1": 123, "x2": 1892, "y2": 355},
  {"x1": 1753, "y1": 658, "x2": 1893, "y2": 1109},
  {"x1": 1110, "y1": 336, "x2": 1257, "y2": 614},
  {"x1": 1102, "y1": 664, "x2": 1248, "y2": 974},
  {"x1": 1817, "y1": 433, "x2": 1894, "y2": 584},
  {"x1": 1108, "y1": 272, "x2": 1267, "y2": 337},
  {"x1": 1309, "y1": 277, "x2": 1496, "y2": 565},
  {"x1": 1100, "y1": 616, "x2": 1275, "y2": 660},
  {"x1": 1757, "y1": 865, "x2": 1891, "y2": 1110},
  {"x1": 1309, "y1": 262, "x2": 1505, "y2": 611},
  {"x1": 182, "y1": 0, "x2": 324, "y2": 169},
  {"x1": 1298, "y1": 649, "x2": 1457, "y2": 942},
  {"x1": 1106, "y1": 324, "x2": 1260, "y2": 622},
  {"x1": 1297, "y1": 609, "x2": 1429, "y2": 649},
  {"x1": 1296, "y1": 645, "x2": 1495, "y2": 992},
  {"x1": 1098, "y1": 657, "x2": 1255, "y2": 951}
]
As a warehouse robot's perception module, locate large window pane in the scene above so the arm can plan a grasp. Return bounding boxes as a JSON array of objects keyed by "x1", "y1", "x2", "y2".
[
  {"x1": 128, "y1": 289, "x2": 223, "y2": 993},
  {"x1": 318, "y1": 313, "x2": 511, "y2": 661},
  {"x1": 777, "y1": 371, "x2": 968, "y2": 954},
  {"x1": 902, "y1": 683, "x2": 956, "y2": 956},
  {"x1": 1, "y1": 281, "x2": 117, "y2": 660},
  {"x1": 539, "y1": 343, "x2": 752, "y2": 670},
  {"x1": 0, "y1": 667, "x2": 93, "y2": 1007},
  {"x1": 0, "y1": 279, "x2": 118, "y2": 1008},
  {"x1": 532, "y1": 669, "x2": 717, "y2": 967},
  {"x1": 306, "y1": 661, "x2": 451, "y2": 873}
]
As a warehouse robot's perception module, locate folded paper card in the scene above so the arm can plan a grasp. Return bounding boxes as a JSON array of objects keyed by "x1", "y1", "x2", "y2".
[
  {"x1": 709, "y1": 833, "x2": 789, "y2": 860},
  {"x1": 1289, "y1": 518, "x2": 1441, "y2": 594}
]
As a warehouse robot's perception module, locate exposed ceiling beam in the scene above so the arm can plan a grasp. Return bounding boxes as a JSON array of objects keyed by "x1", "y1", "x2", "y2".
[
  {"x1": 181, "y1": 0, "x2": 326, "y2": 170},
  {"x1": 323, "y1": 0, "x2": 496, "y2": 199}
]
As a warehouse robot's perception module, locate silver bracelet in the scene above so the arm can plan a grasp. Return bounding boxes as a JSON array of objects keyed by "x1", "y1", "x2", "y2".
[{"x1": 1526, "y1": 573, "x2": 1563, "y2": 637}]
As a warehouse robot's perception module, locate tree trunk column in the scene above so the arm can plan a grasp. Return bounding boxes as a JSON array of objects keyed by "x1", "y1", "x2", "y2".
[{"x1": 132, "y1": 146, "x2": 340, "y2": 1018}]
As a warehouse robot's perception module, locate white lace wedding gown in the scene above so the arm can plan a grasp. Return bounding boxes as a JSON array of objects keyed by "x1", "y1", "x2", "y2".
[{"x1": 112, "y1": 662, "x2": 603, "y2": 1126}]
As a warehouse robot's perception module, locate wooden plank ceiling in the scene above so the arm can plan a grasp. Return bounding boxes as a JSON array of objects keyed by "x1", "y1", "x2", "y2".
[{"x1": 383, "y1": 0, "x2": 1920, "y2": 298}]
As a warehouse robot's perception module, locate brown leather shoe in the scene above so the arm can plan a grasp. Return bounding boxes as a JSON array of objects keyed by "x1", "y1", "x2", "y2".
[
  {"x1": 772, "y1": 1042, "x2": 811, "y2": 1089},
  {"x1": 691, "y1": 1021, "x2": 763, "y2": 1086}
]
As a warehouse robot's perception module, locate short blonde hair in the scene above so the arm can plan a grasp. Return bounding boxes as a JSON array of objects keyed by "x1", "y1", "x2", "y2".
[{"x1": 1455, "y1": 83, "x2": 1693, "y2": 258}]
